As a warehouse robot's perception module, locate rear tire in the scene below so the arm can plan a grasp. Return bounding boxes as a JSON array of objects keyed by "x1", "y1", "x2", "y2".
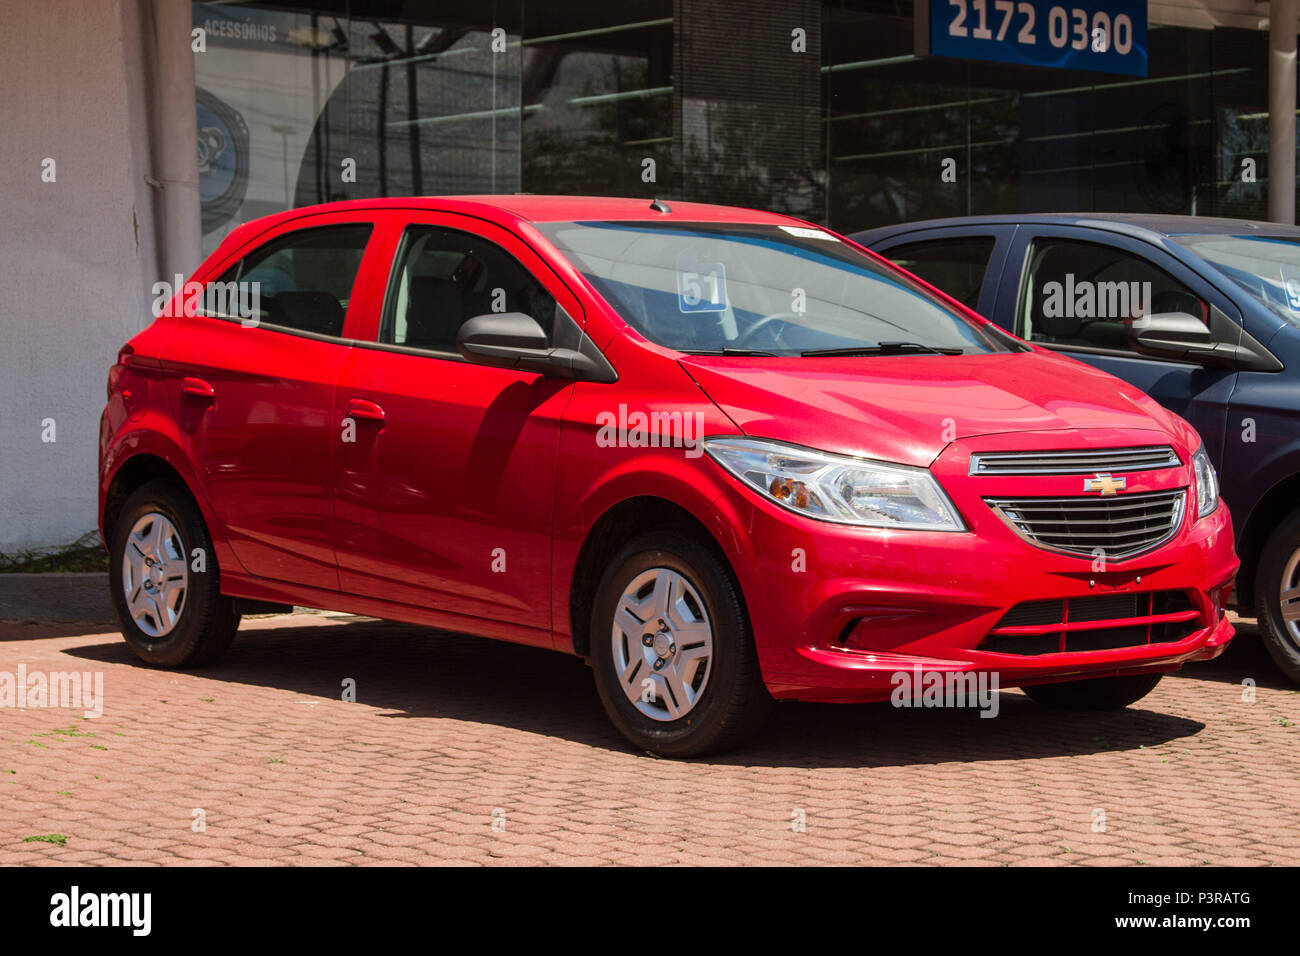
[
  {"x1": 1253, "y1": 508, "x2": 1300, "y2": 684},
  {"x1": 1022, "y1": 672, "x2": 1162, "y2": 709},
  {"x1": 589, "y1": 531, "x2": 771, "y2": 757},
  {"x1": 109, "y1": 480, "x2": 240, "y2": 668}
]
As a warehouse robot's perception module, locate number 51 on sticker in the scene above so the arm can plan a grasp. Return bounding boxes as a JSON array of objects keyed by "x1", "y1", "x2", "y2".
[{"x1": 677, "y1": 256, "x2": 728, "y2": 313}]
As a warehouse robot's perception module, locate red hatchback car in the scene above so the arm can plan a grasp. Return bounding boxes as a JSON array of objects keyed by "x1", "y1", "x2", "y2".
[{"x1": 100, "y1": 196, "x2": 1238, "y2": 756}]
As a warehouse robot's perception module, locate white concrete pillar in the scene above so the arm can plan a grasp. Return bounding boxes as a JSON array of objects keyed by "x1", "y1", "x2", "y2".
[
  {"x1": 1269, "y1": 0, "x2": 1297, "y2": 224},
  {"x1": 138, "y1": 0, "x2": 202, "y2": 278}
]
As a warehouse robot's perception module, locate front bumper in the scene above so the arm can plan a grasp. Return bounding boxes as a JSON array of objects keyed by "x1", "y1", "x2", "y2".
[{"x1": 712, "y1": 430, "x2": 1239, "y2": 702}]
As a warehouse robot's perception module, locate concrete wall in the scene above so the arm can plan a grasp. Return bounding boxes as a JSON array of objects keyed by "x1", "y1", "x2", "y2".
[{"x1": 0, "y1": 0, "x2": 197, "y2": 554}]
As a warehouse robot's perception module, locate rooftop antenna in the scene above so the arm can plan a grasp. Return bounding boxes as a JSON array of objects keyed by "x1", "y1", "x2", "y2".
[{"x1": 649, "y1": 198, "x2": 672, "y2": 214}]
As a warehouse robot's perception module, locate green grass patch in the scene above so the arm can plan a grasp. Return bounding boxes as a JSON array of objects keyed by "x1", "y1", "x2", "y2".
[
  {"x1": 26, "y1": 727, "x2": 97, "y2": 743},
  {"x1": 0, "y1": 532, "x2": 107, "y2": 573}
]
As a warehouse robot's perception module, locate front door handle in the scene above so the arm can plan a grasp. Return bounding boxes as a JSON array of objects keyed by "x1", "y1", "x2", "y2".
[
  {"x1": 346, "y1": 398, "x2": 386, "y2": 424},
  {"x1": 181, "y1": 377, "x2": 215, "y2": 401}
]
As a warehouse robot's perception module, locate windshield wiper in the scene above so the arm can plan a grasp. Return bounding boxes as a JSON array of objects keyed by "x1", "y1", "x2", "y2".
[
  {"x1": 680, "y1": 347, "x2": 781, "y2": 356},
  {"x1": 800, "y1": 341, "x2": 964, "y2": 357}
]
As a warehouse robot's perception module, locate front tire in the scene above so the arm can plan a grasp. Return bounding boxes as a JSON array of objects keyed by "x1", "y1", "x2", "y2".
[
  {"x1": 109, "y1": 480, "x2": 240, "y2": 667},
  {"x1": 589, "y1": 531, "x2": 771, "y2": 757},
  {"x1": 1254, "y1": 508, "x2": 1300, "y2": 684},
  {"x1": 1022, "y1": 672, "x2": 1162, "y2": 709}
]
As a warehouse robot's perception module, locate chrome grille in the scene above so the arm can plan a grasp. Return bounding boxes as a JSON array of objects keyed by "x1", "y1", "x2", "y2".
[
  {"x1": 969, "y1": 446, "x2": 1180, "y2": 476},
  {"x1": 985, "y1": 489, "x2": 1187, "y2": 560}
]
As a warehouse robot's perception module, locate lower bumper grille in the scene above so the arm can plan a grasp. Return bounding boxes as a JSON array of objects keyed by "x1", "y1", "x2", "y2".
[
  {"x1": 985, "y1": 488, "x2": 1186, "y2": 560},
  {"x1": 979, "y1": 590, "x2": 1202, "y2": 656}
]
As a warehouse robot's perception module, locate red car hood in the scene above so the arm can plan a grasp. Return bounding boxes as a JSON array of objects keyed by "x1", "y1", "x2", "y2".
[{"x1": 679, "y1": 350, "x2": 1188, "y2": 468}]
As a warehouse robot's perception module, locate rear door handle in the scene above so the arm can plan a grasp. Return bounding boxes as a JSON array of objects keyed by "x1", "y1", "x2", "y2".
[
  {"x1": 181, "y1": 377, "x2": 215, "y2": 400},
  {"x1": 346, "y1": 398, "x2": 386, "y2": 424}
]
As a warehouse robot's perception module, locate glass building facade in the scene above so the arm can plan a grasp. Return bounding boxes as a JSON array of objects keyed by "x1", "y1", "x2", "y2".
[{"x1": 193, "y1": 0, "x2": 1289, "y2": 255}]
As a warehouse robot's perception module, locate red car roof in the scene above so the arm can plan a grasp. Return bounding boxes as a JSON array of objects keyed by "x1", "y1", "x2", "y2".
[
  {"x1": 434, "y1": 195, "x2": 799, "y2": 224},
  {"x1": 232, "y1": 195, "x2": 802, "y2": 233}
]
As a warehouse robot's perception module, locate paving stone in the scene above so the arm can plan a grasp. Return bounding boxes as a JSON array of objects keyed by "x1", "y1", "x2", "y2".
[{"x1": 0, "y1": 614, "x2": 1294, "y2": 865}]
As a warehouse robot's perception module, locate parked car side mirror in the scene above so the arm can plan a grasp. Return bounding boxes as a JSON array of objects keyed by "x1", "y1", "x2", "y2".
[
  {"x1": 456, "y1": 311, "x2": 615, "y2": 382},
  {"x1": 1127, "y1": 307, "x2": 1282, "y2": 371},
  {"x1": 1127, "y1": 311, "x2": 1216, "y2": 360}
]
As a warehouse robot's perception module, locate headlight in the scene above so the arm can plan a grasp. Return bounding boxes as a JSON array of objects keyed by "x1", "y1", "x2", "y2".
[
  {"x1": 1192, "y1": 445, "x2": 1219, "y2": 518},
  {"x1": 702, "y1": 437, "x2": 965, "y2": 531}
]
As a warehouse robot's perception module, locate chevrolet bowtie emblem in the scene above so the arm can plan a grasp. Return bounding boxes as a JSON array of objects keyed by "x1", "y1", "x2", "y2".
[{"x1": 1085, "y1": 473, "x2": 1126, "y2": 496}]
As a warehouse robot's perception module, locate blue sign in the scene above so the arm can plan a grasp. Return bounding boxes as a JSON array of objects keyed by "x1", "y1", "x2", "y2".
[{"x1": 917, "y1": 0, "x2": 1148, "y2": 77}]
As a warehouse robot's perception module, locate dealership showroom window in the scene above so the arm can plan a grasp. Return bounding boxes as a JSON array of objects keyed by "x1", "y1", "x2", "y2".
[{"x1": 192, "y1": 0, "x2": 1294, "y2": 254}]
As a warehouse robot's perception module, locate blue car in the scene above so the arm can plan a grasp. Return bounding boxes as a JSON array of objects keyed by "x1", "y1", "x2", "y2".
[{"x1": 854, "y1": 214, "x2": 1300, "y2": 683}]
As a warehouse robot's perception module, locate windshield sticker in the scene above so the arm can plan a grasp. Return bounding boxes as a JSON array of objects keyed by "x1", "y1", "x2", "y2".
[
  {"x1": 1281, "y1": 265, "x2": 1300, "y2": 312},
  {"x1": 779, "y1": 225, "x2": 839, "y2": 241},
  {"x1": 676, "y1": 249, "x2": 728, "y2": 313}
]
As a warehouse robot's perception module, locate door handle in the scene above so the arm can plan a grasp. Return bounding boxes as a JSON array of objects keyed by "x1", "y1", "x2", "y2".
[
  {"x1": 346, "y1": 398, "x2": 386, "y2": 424},
  {"x1": 181, "y1": 377, "x2": 215, "y2": 401}
]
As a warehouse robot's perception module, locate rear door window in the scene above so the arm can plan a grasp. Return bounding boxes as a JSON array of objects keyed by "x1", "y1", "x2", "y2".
[
  {"x1": 885, "y1": 236, "x2": 996, "y2": 310},
  {"x1": 206, "y1": 224, "x2": 373, "y2": 337}
]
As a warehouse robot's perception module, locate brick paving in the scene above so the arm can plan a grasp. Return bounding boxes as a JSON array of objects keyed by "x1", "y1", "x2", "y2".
[{"x1": 0, "y1": 612, "x2": 1296, "y2": 866}]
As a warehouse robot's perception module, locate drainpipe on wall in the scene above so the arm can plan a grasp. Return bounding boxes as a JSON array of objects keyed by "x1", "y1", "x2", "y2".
[
  {"x1": 1269, "y1": 0, "x2": 1297, "y2": 224},
  {"x1": 141, "y1": 0, "x2": 202, "y2": 280}
]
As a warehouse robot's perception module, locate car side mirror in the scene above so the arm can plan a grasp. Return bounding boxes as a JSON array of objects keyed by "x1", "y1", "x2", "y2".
[
  {"x1": 1127, "y1": 311, "x2": 1216, "y2": 360},
  {"x1": 456, "y1": 311, "x2": 615, "y2": 382},
  {"x1": 458, "y1": 311, "x2": 549, "y2": 356},
  {"x1": 1128, "y1": 307, "x2": 1283, "y2": 371}
]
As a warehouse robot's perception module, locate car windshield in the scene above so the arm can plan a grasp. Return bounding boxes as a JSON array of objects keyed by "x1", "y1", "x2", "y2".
[
  {"x1": 534, "y1": 220, "x2": 1013, "y2": 356},
  {"x1": 1177, "y1": 234, "x2": 1300, "y2": 326}
]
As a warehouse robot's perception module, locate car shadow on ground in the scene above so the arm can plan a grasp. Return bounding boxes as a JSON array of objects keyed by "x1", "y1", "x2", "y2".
[
  {"x1": 55, "y1": 616, "x2": 1223, "y2": 769},
  {"x1": 1163, "y1": 618, "x2": 1295, "y2": 691}
]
